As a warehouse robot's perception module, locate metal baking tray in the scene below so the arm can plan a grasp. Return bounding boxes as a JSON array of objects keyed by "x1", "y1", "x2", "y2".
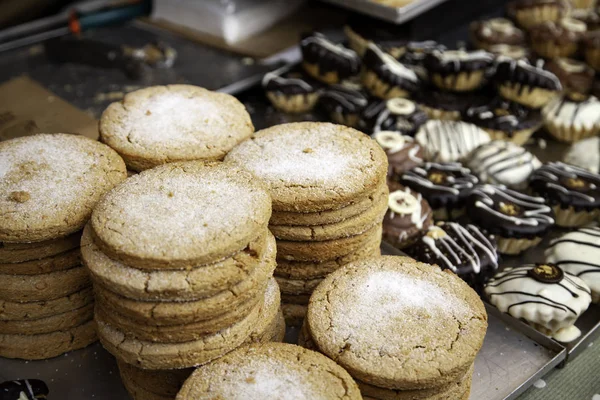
[{"x1": 319, "y1": 0, "x2": 450, "y2": 24}]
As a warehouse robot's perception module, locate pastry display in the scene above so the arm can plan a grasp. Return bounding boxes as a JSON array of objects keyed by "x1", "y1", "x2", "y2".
[
  {"x1": 470, "y1": 18, "x2": 526, "y2": 51},
  {"x1": 262, "y1": 65, "x2": 321, "y2": 114},
  {"x1": 487, "y1": 44, "x2": 531, "y2": 60},
  {"x1": 563, "y1": 136, "x2": 600, "y2": 173},
  {"x1": 507, "y1": 0, "x2": 569, "y2": 30},
  {"x1": 485, "y1": 263, "x2": 591, "y2": 342},
  {"x1": 415, "y1": 120, "x2": 491, "y2": 162},
  {"x1": 495, "y1": 59, "x2": 562, "y2": 108},
  {"x1": 463, "y1": 99, "x2": 542, "y2": 145},
  {"x1": 300, "y1": 32, "x2": 361, "y2": 84},
  {"x1": 361, "y1": 97, "x2": 428, "y2": 135},
  {"x1": 584, "y1": 30, "x2": 600, "y2": 71},
  {"x1": 412, "y1": 88, "x2": 489, "y2": 121},
  {"x1": 529, "y1": 19, "x2": 588, "y2": 59},
  {"x1": 361, "y1": 43, "x2": 421, "y2": 99},
  {"x1": 546, "y1": 226, "x2": 600, "y2": 303},
  {"x1": 530, "y1": 162, "x2": 600, "y2": 226},
  {"x1": 406, "y1": 222, "x2": 498, "y2": 291},
  {"x1": 372, "y1": 130, "x2": 424, "y2": 178},
  {"x1": 542, "y1": 95, "x2": 600, "y2": 142},
  {"x1": 401, "y1": 162, "x2": 479, "y2": 220},
  {"x1": 467, "y1": 140, "x2": 542, "y2": 189},
  {"x1": 318, "y1": 83, "x2": 368, "y2": 127},
  {"x1": 466, "y1": 184, "x2": 555, "y2": 254},
  {"x1": 382, "y1": 182, "x2": 433, "y2": 249},
  {"x1": 544, "y1": 58, "x2": 595, "y2": 97},
  {"x1": 424, "y1": 49, "x2": 494, "y2": 92}
]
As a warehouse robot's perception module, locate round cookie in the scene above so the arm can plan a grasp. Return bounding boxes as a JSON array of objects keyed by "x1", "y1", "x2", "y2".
[
  {"x1": 372, "y1": 132, "x2": 424, "y2": 179},
  {"x1": 90, "y1": 161, "x2": 272, "y2": 270},
  {"x1": 306, "y1": 256, "x2": 487, "y2": 390},
  {"x1": 119, "y1": 361, "x2": 192, "y2": 399},
  {"x1": 0, "y1": 319, "x2": 96, "y2": 360},
  {"x1": 383, "y1": 183, "x2": 433, "y2": 249},
  {"x1": 225, "y1": 122, "x2": 388, "y2": 213},
  {"x1": 82, "y1": 224, "x2": 273, "y2": 301},
  {"x1": 0, "y1": 303, "x2": 93, "y2": 335},
  {"x1": 177, "y1": 343, "x2": 362, "y2": 400},
  {"x1": 0, "y1": 247, "x2": 80, "y2": 275},
  {"x1": 0, "y1": 287, "x2": 94, "y2": 321},
  {"x1": 0, "y1": 230, "x2": 81, "y2": 264},
  {"x1": 415, "y1": 120, "x2": 491, "y2": 163},
  {"x1": 0, "y1": 134, "x2": 126, "y2": 243},
  {"x1": 239, "y1": 277, "x2": 283, "y2": 344},
  {"x1": 120, "y1": 377, "x2": 171, "y2": 400},
  {"x1": 99, "y1": 85, "x2": 254, "y2": 171},
  {"x1": 276, "y1": 276, "x2": 322, "y2": 296}
]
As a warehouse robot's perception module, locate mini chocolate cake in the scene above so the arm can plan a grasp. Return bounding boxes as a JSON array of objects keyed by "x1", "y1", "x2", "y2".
[
  {"x1": 361, "y1": 97, "x2": 428, "y2": 135},
  {"x1": 300, "y1": 32, "x2": 361, "y2": 84},
  {"x1": 529, "y1": 19, "x2": 587, "y2": 60},
  {"x1": 545, "y1": 58, "x2": 595, "y2": 97},
  {"x1": 424, "y1": 49, "x2": 494, "y2": 92},
  {"x1": 400, "y1": 162, "x2": 479, "y2": 220},
  {"x1": 262, "y1": 65, "x2": 321, "y2": 113},
  {"x1": 318, "y1": 83, "x2": 368, "y2": 127},
  {"x1": 470, "y1": 18, "x2": 526, "y2": 51},
  {"x1": 412, "y1": 88, "x2": 491, "y2": 121},
  {"x1": 373, "y1": 131, "x2": 424, "y2": 179},
  {"x1": 507, "y1": 0, "x2": 569, "y2": 30}
]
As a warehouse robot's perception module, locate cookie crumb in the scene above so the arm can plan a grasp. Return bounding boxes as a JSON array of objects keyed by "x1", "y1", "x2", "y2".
[
  {"x1": 8, "y1": 191, "x2": 31, "y2": 203},
  {"x1": 168, "y1": 192, "x2": 174, "y2": 197},
  {"x1": 245, "y1": 376, "x2": 256, "y2": 384},
  {"x1": 146, "y1": 110, "x2": 152, "y2": 116},
  {"x1": 303, "y1": 148, "x2": 313, "y2": 153}
]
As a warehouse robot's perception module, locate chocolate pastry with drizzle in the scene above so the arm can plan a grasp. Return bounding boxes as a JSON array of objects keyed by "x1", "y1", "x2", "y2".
[
  {"x1": 487, "y1": 44, "x2": 531, "y2": 60},
  {"x1": 397, "y1": 40, "x2": 447, "y2": 80},
  {"x1": 546, "y1": 226, "x2": 600, "y2": 303},
  {"x1": 361, "y1": 43, "x2": 421, "y2": 100},
  {"x1": 401, "y1": 162, "x2": 478, "y2": 220},
  {"x1": 373, "y1": 131, "x2": 423, "y2": 179},
  {"x1": 470, "y1": 18, "x2": 526, "y2": 51},
  {"x1": 465, "y1": 184, "x2": 554, "y2": 254},
  {"x1": 412, "y1": 88, "x2": 490, "y2": 121},
  {"x1": 494, "y1": 59, "x2": 562, "y2": 108},
  {"x1": 382, "y1": 181, "x2": 433, "y2": 249},
  {"x1": 300, "y1": 32, "x2": 361, "y2": 84},
  {"x1": 407, "y1": 222, "x2": 498, "y2": 292},
  {"x1": 318, "y1": 83, "x2": 368, "y2": 128},
  {"x1": 485, "y1": 263, "x2": 591, "y2": 342},
  {"x1": 361, "y1": 97, "x2": 428, "y2": 136},
  {"x1": 0, "y1": 379, "x2": 49, "y2": 399},
  {"x1": 529, "y1": 19, "x2": 588, "y2": 60},
  {"x1": 545, "y1": 58, "x2": 595, "y2": 97},
  {"x1": 424, "y1": 49, "x2": 494, "y2": 92},
  {"x1": 464, "y1": 98, "x2": 542, "y2": 145},
  {"x1": 563, "y1": 136, "x2": 600, "y2": 174},
  {"x1": 467, "y1": 140, "x2": 542, "y2": 190},
  {"x1": 542, "y1": 95, "x2": 600, "y2": 142},
  {"x1": 262, "y1": 65, "x2": 321, "y2": 114},
  {"x1": 530, "y1": 162, "x2": 600, "y2": 226},
  {"x1": 414, "y1": 120, "x2": 491, "y2": 163},
  {"x1": 506, "y1": 0, "x2": 569, "y2": 30}
]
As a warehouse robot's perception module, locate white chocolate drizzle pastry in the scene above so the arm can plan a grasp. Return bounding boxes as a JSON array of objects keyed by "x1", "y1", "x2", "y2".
[{"x1": 415, "y1": 120, "x2": 491, "y2": 162}]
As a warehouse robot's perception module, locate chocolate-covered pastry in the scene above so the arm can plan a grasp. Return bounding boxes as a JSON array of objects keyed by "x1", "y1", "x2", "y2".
[
  {"x1": 545, "y1": 58, "x2": 595, "y2": 97},
  {"x1": 361, "y1": 97, "x2": 428, "y2": 135},
  {"x1": 401, "y1": 162, "x2": 479, "y2": 220},
  {"x1": 0, "y1": 379, "x2": 49, "y2": 399},
  {"x1": 361, "y1": 43, "x2": 421, "y2": 99},
  {"x1": 412, "y1": 88, "x2": 490, "y2": 121},
  {"x1": 572, "y1": 8, "x2": 600, "y2": 30},
  {"x1": 529, "y1": 19, "x2": 587, "y2": 60},
  {"x1": 318, "y1": 83, "x2": 368, "y2": 127},
  {"x1": 584, "y1": 30, "x2": 600, "y2": 71},
  {"x1": 530, "y1": 162, "x2": 600, "y2": 226},
  {"x1": 383, "y1": 182, "x2": 433, "y2": 249},
  {"x1": 415, "y1": 120, "x2": 491, "y2": 163},
  {"x1": 373, "y1": 131, "x2": 423, "y2": 179},
  {"x1": 542, "y1": 95, "x2": 600, "y2": 142},
  {"x1": 424, "y1": 49, "x2": 494, "y2": 92},
  {"x1": 470, "y1": 18, "x2": 526, "y2": 51},
  {"x1": 495, "y1": 59, "x2": 562, "y2": 108},
  {"x1": 343, "y1": 16, "x2": 411, "y2": 57},
  {"x1": 262, "y1": 65, "x2": 320, "y2": 114},
  {"x1": 487, "y1": 44, "x2": 531, "y2": 60},
  {"x1": 464, "y1": 98, "x2": 542, "y2": 144},
  {"x1": 466, "y1": 184, "x2": 554, "y2": 254},
  {"x1": 407, "y1": 222, "x2": 498, "y2": 291},
  {"x1": 507, "y1": 0, "x2": 569, "y2": 30},
  {"x1": 300, "y1": 32, "x2": 361, "y2": 84}
]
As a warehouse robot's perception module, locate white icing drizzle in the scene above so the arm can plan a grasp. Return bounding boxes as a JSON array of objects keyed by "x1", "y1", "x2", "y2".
[
  {"x1": 386, "y1": 98, "x2": 416, "y2": 115},
  {"x1": 564, "y1": 136, "x2": 600, "y2": 174},
  {"x1": 471, "y1": 184, "x2": 554, "y2": 226},
  {"x1": 488, "y1": 44, "x2": 528, "y2": 60},
  {"x1": 402, "y1": 162, "x2": 478, "y2": 195},
  {"x1": 435, "y1": 49, "x2": 494, "y2": 64},
  {"x1": 531, "y1": 162, "x2": 600, "y2": 203},
  {"x1": 320, "y1": 85, "x2": 368, "y2": 113},
  {"x1": 467, "y1": 140, "x2": 541, "y2": 188},
  {"x1": 368, "y1": 43, "x2": 419, "y2": 83},
  {"x1": 262, "y1": 65, "x2": 313, "y2": 91},
  {"x1": 542, "y1": 95, "x2": 600, "y2": 131},
  {"x1": 301, "y1": 34, "x2": 357, "y2": 60},
  {"x1": 415, "y1": 120, "x2": 491, "y2": 162},
  {"x1": 556, "y1": 58, "x2": 587, "y2": 73},
  {"x1": 387, "y1": 187, "x2": 430, "y2": 229},
  {"x1": 374, "y1": 131, "x2": 412, "y2": 154},
  {"x1": 482, "y1": 18, "x2": 517, "y2": 36},
  {"x1": 560, "y1": 18, "x2": 587, "y2": 32}
]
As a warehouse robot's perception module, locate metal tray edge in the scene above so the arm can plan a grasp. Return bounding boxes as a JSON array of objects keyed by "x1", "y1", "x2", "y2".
[{"x1": 320, "y1": 0, "x2": 449, "y2": 24}]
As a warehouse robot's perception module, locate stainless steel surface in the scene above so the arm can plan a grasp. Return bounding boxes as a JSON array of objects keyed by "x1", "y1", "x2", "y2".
[{"x1": 319, "y1": 0, "x2": 450, "y2": 24}]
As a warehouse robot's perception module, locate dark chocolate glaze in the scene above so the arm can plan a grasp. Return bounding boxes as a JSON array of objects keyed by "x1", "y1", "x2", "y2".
[
  {"x1": 412, "y1": 87, "x2": 491, "y2": 113},
  {"x1": 362, "y1": 44, "x2": 421, "y2": 94},
  {"x1": 464, "y1": 98, "x2": 542, "y2": 135},
  {"x1": 530, "y1": 162, "x2": 600, "y2": 210},
  {"x1": 300, "y1": 32, "x2": 361, "y2": 79},
  {"x1": 494, "y1": 59, "x2": 562, "y2": 91},
  {"x1": 400, "y1": 162, "x2": 478, "y2": 212},
  {"x1": 545, "y1": 58, "x2": 595, "y2": 95},
  {"x1": 424, "y1": 49, "x2": 494, "y2": 75},
  {"x1": 466, "y1": 184, "x2": 554, "y2": 238},
  {"x1": 406, "y1": 222, "x2": 498, "y2": 292},
  {"x1": 0, "y1": 380, "x2": 49, "y2": 400},
  {"x1": 360, "y1": 98, "x2": 428, "y2": 136},
  {"x1": 262, "y1": 65, "x2": 318, "y2": 95},
  {"x1": 318, "y1": 84, "x2": 368, "y2": 117}
]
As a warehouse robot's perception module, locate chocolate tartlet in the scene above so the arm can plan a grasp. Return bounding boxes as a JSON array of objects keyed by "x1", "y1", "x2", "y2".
[
  {"x1": 361, "y1": 43, "x2": 421, "y2": 99},
  {"x1": 401, "y1": 162, "x2": 479, "y2": 220},
  {"x1": 495, "y1": 59, "x2": 562, "y2": 108},
  {"x1": 383, "y1": 182, "x2": 433, "y2": 249},
  {"x1": 530, "y1": 162, "x2": 600, "y2": 226},
  {"x1": 412, "y1": 88, "x2": 490, "y2": 121},
  {"x1": 529, "y1": 19, "x2": 587, "y2": 60},
  {"x1": 424, "y1": 49, "x2": 494, "y2": 92},
  {"x1": 470, "y1": 18, "x2": 526, "y2": 51},
  {"x1": 318, "y1": 83, "x2": 368, "y2": 128},
  {"x1": 584, "y1": 30, "x2": 600, "y2": 72},
  {"x1": 373, "y1": 131, "x2": 424, "y2": 179},
  {"x1": 361, "y1": 97, "x2": 428, "y2": 135},
  {"x1": 542, "y1": 95, "x2": 600, "y2": 142},
  {"x1": 466, "y1": 184, "x2": 554, "y2": 254},
  {"x1": 407, "y1": 222, "x2": 498, "y2": 292},
  {"x1": 507, "y1": 0, "x2": 569, "y2": 30},
  {"x1": 300, "y1": 32, "x2": 361, "y2": 84},
  {"x1": 463, "y1": 98, "x2": 542, "y2": 145},
  {"x1": 263, "y1": 65, "x2": 320, "y2": 114},
  {"x1": 545, "y1": 58, "x2": 595, "y2": 97}
]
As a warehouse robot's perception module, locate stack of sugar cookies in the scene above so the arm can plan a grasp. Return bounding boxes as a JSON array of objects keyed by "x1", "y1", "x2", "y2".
[
  {"x1": 299, "y1": 256, "x2": 488, "y2": 400},
  {"x1": 81, "y1": 161, "x2": 284, "y2": 400},
  {"x1": 99, "y1": 85, "x2": 255, "y2": 172},
  {"x1": 226, "y1": 122, "x2": 389, "y2": 325},
  {"x1": 0, "y1": 134, "x2": 127, "y2": 360}
]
